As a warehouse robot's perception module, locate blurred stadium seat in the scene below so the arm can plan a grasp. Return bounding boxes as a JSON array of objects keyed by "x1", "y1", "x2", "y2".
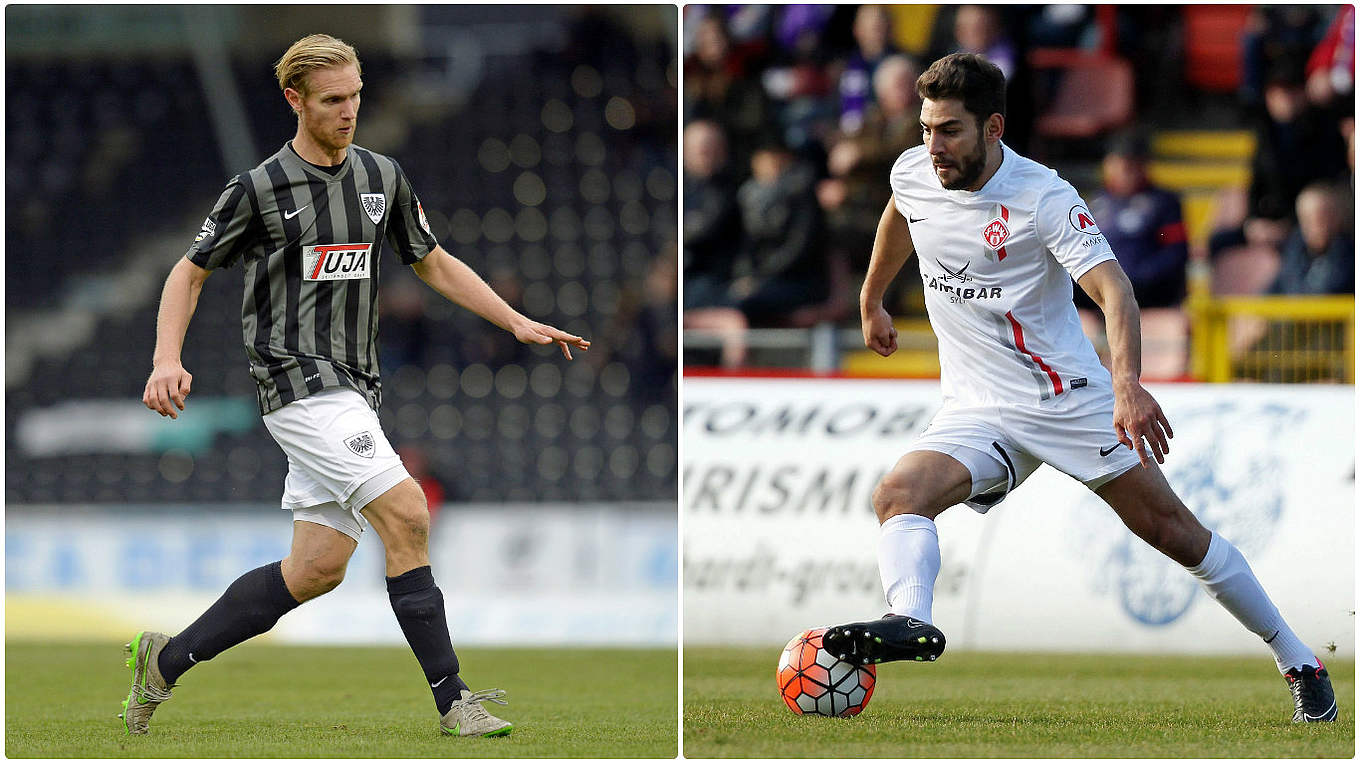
[
  {"x1": 1182, "y1": 4, "x2": 1254, "y2": 92},
  {"x1": 1030, "y1": 51, "x2": 1135, "y2": 141}
]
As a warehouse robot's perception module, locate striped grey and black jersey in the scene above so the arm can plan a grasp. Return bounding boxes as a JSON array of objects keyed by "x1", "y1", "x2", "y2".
[{"x1": 186, "y1": 142, "x2": 438, "y2": 414}]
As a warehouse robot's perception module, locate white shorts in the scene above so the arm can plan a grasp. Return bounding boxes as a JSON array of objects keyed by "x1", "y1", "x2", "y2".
[
  {"x1": 909, "y1": 396, "x2": 1140, "y2": 513},
  {"x1": 262, "y1": 388, "x2": 411, "y2": 541}
]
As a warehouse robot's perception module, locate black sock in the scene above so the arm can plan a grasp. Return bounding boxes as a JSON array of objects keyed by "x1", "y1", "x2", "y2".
[
  {"x1": 158, "y1": 560, "x2": 301, "y2": 684},
  {"x1": 387, "y1": 565, "x2": 468, "y2": 714}
]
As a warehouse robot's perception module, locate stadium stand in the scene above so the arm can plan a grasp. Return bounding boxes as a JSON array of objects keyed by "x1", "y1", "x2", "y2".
[
  {"x1": 681, "y1": 4, "x2": 1353, "y2": 384},
  {"x1": 7, "y1": 8, "x2": 677, "y2": 506}
]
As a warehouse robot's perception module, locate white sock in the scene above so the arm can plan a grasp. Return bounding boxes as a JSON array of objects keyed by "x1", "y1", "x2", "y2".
[
  {"x1": 877, "y1": 513, "x2": 941, "y2": 623},
  {"x1": 1188, "y1": 531, "x2": 1317, "y2": 674}
]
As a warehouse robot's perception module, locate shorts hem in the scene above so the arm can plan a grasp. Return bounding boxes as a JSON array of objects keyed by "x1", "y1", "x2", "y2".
[
  {"x1": 1083, "y1": 459, "x2": 1140, "y2": 490},
  {"x1": 292, "y1": 511, "x2": 364, "y2": 543},
  {"x1": 348, "y1": 463, "x2": 411, "y2": 511}
]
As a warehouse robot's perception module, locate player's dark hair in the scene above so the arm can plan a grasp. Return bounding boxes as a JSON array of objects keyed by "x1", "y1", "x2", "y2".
[{"x1": 916, "y1": 53, "x2": 1006, "y2": 127}]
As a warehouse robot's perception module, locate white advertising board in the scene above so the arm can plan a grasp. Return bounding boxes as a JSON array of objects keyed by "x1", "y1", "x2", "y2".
[
  {"x1": 683, "y1": 378, "x2": 1354, "y2": 657},
  {"x1": 8, "y1": 503, "x2": 676, "y2": 646}
]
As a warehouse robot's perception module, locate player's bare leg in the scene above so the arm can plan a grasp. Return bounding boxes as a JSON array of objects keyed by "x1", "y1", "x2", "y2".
[
  {"x1": 825, "y1": 451, "x2": 968, "y2": 665},
  {"x1": 280, "y1": 520, "x2": 360, "y2": 600},
  {"x1": 1098, "y1": 463, "x2": 1336, "y2": 722},
  {"x1": 682, "y1": 307, "x2": 749, "y2": 367},
  {"x1": 361, "y1": 478, "x2": 512, "y2": 737},
  {"x1": 122, "y1": 521, "x2": 352, "y2": 734}
]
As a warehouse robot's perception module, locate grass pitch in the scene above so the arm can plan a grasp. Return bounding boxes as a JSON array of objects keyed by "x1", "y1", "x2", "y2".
[
  {"x1": 685, "y1": 647, "x2": 1354, "y2": 757},
  {"x1": 7, "y1": 641, "x2": 677, "y2": 758}
]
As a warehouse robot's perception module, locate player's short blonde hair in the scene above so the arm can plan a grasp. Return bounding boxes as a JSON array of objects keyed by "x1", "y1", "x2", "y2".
[{"x1": 274, "y1": 34, "x2": 361, "y2": 95}]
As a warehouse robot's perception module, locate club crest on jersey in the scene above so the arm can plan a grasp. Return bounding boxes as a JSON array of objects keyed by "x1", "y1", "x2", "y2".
[
  {"x1": 1069, "y1": 204, "x2": 1101, "y2": 234},
  {"x1": 982, "y1": 217, "x2": 1010, "y2": 249},
  {"x1": 344, "y1": 432, "x2": 375, "y2": 458},
  {"x1": 360, "y1": 193, "x2": 386, "y2": 224}
]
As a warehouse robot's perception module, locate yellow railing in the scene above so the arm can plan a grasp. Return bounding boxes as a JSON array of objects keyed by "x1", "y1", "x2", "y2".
[{"x1": 1187, "y1": 295, "x2": 1355, "y2": 383}]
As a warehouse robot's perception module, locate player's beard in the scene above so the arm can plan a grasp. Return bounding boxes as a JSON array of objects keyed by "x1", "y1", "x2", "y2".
[
  {"x1": 938, "y1": 132, "x2": 988, "y2": 191},
  {"x1": 302, "y1": 114, "x2": 355, "y2": 158}
]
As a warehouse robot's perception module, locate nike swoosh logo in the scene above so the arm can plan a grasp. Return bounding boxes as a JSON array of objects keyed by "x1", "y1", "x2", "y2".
[
  {"x1": 909, "y1": 216, "x2": 928, "y2": 223},
  {"x1": 1264, "y1": 630, "x2": 1279, "y2": 644},
  {"x1": 1099, "y1": 443, "x2": 1122, "y2": 457},
  {"x1": 1304, "y1": 701, "x2": 1337, "y2": 721},
  {"x1": 430, "y1": 676, "x2": 448, "y2": 688},
  {"x1": 188, "y1": 652, "x2": 197, "y2": 663},
  {"x1": 283, "y1": 205, "x2": 309, "y2": 220}
]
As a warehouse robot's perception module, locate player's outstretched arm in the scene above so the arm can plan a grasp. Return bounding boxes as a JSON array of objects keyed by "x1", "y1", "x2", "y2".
[
  {"x1": 1077, "y1": 260, "x2": 1173, "y2": 467},
  {"x1": 412, "y1": 245, "x2": 590, "y2": 360},
  {"x1": 860, "y1": 198, "x2": 917, "y2": 356},
  {"x1": 144, "y1": 257, "x2": 211, "y2": 419}
]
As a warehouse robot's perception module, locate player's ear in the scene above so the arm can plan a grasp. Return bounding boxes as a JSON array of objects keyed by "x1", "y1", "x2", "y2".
[
  {"x1": 284, "y1": 87, "x2": 302, "y2": 114},
  {"x1": 985, "y1": 113, "x2": 1005, "y2": 142}
]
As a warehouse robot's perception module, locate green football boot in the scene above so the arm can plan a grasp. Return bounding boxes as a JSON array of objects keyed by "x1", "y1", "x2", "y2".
[{"x1": 120, "y1": 631, "x2": 175, "y2": 735}]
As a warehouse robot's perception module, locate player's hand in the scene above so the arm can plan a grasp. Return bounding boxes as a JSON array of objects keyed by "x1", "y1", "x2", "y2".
[
  {"x1": 1112, "y1": 381, "x2": 1173, "y2": 468},
  {"x1": 144, "y1": 361, "x2": 193, "y2": 419},
  {"x1": 512, "y1": 319, "x2": 591, "y2": 360},
  {"x1": 861, "y1": 303, "x2": 898, "y2": 356}
]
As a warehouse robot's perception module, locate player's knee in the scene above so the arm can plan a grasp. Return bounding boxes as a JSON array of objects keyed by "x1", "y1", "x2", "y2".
[
  {"x1": 294, "y1": 554, "x2": 348, "y2": 599},
  {"x1": 872, "y1": 472, "x2": 927, "y2": 522}
]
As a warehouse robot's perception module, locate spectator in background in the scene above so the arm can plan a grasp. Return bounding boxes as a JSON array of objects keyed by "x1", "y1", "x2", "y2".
[
  {"x1": 1085, "y1": 132, "x2": 1189, "y2": 309},
  {"x1": 1240, "y1": 5, "x2": 1330, "y2": 110},
  {"x1": 682, "y1": 120, "x2": 741, "y2": 311},
  {"x1": 684, "y1": 13, "x2": 770, "y2": 170},
  {"x1": 761, "y1": 5, "x2": 837, "y2": 151},
  {"x1": 820, "y1": 54, "x2": 923, "y2": 312},
  {"x1": 684, "y1": 142, "x2": 827, "y2": 366},
  {"x1": 835, "y1": 5, "x2": 900, "y2": 134},
  {"x1": 1211, "y1": 60, "x2": 1349, "y2": 258},
  {"x1": 733, "y1": 142, "x2": 827, "y2": 324},
  {"x1": 1271, "y1": 183, "x2": 1354, "y2": 295},
  {"x1": 951, "y1": 5, "x2": 1017, "y2": 80}
]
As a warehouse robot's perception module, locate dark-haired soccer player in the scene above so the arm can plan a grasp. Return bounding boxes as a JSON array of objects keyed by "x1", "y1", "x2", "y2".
[
  {"x1": 822, "y1": 53, "x2": 1336, "y2": 724},
  {"x1": 125, "y1": 33, "x2": 589, "y2": 738}
]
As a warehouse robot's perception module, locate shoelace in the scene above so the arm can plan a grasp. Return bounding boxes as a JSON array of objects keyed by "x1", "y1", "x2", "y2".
[
  {"x1": 462, "y1": 688, "x2": 509, "y2": 710},
  {"x1": 132, "y1": 682, "x2": 173, "y2": 703}
]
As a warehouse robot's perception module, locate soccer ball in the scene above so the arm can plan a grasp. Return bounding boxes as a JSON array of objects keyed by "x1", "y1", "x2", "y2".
[{"x1": 776, "y1": 627, "x2": 876, "y2": 717}]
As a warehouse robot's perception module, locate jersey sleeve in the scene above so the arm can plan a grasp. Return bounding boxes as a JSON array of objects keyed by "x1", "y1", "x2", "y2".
[
  {"x1": 888, "y1": 148, "x2": 919, "y2": 221},
  {"x1": 1036, "y1": 177, "x2": 1116, "y2": 280},
  {"x1": 186, "y1": 176, "x2": 256, "y2": 270},
  {"x1": 386, "y1": 161, "x2": 439, "y2": 265}
]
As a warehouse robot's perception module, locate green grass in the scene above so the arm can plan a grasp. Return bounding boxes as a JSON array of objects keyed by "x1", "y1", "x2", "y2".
[
  {"x1": 685, "y1": 647, "x2": 1354, "y2": 757},
  {"x1": 7, "y1": 641, "x2": 677, "y2": 758}
]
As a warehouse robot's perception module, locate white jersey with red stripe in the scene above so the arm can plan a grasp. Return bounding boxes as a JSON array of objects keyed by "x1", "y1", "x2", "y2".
[{"x1": 889, "y1": 142, "x2": 1116, "y2": 409}]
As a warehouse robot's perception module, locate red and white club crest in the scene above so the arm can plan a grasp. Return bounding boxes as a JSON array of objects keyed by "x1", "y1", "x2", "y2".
[{"x1": 982, "y1": 218, "x2": 1010, "y2": 249}]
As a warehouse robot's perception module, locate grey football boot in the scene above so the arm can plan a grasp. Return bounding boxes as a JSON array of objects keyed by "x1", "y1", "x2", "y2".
[
  {"x1": 440, "y1": 688, "x2": 513, "y2": 737},
  {"x1": 120, "y1": 631, "x2": 175, "y2": 735}
]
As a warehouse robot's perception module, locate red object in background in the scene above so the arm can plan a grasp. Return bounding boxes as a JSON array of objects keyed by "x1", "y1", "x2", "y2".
[
  {"x1": 1183, "y1": 5, "x2": 1254, "y2": 92},
  {"x1": 398, "y1": 444, "x2": 445, "y2": 522},
  {"x1": 419, "y1": 477, "x2": 444, "y2": 522}
]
